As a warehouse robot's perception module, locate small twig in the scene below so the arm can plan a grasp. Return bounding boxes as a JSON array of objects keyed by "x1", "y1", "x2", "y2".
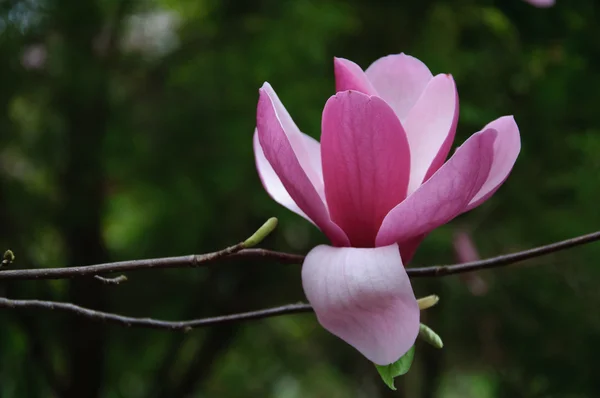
[
  {"x1": 94, "y1": 275, "x2": 128, "y2": 285},
  {"x1": 1, "y1": 230, "x2": 599, "y2": 330},
  {"x1": 407, "y1": 229, "x2": 600, "y2": 277},
  {"x1": 0, "y1": 297, "x2": 313, "y2": 330},
  {"x1": 0, "y1": 230, "x2": 598, "y2": 281},
  {"x1": 0, "y1": 247, "x2": 301, "y2": 281}
]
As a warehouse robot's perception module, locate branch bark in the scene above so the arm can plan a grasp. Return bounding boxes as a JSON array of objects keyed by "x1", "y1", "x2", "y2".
[
  {"x1": 1, "y1": 230, "x2": 599, "y2": 281},
  {"x1": 0, "y1": 298, "x2": 312, "y2": 330},
  {"x1": 1, "y1": 230, "x2": 599, "y2": 331}
]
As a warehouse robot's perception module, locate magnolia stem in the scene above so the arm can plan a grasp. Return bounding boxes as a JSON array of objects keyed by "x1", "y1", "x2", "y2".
[
  {"x1": 407, "y1": 229, "x2": 600, "y2": 277},
  {"x1": 0, "y1": 230, "x2": 599, "y2": 330},
  {"x1": 0, "y1": 247, "x2": 302, "y2": 281},
  {"x1": 1, "y1": 230, "x2": 598, "y2": 281},
  {"x1": 0, "y1": 297, "x2": 313, "y2": 330}
]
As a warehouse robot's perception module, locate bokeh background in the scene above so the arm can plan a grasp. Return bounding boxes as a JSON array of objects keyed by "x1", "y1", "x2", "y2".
[{"x1": 1, "y1": 0, "x2": 599, "y2": 397}]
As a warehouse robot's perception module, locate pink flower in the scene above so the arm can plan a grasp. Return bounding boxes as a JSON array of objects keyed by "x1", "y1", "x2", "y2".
[
  {"x1": 253, "y1": 53, "x2": 520, "y2": 365},
  {"x1": 524, "y1": 0, "x2": 555, "y2": 7}
]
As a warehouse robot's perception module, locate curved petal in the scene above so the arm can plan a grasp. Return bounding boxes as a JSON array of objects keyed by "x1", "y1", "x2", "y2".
[
  {"x1": 376, "y1": 129, "x2": 497, "y2": 247},
  {"x1": 257, "y1": 84, "x2": 350, "y2": 246},
  {"x1": 404, "y1": 74, "x2": 459, "y2": 194},
  {"x1": 300, "y1": 130, "x2": 324, "y2": 184},
  {"x1": 301, "y1": 244, "x2": 420, "y2": 365},
  {"x1": 365, "y1": 53, "x2": 433, "y2": 122},
  {"x1": 321, "y1": 91, "x2": 411, "y2": 247},
  {"x1": 253, "y1": 130, "x2": 310, "y2": 222},
  {"x1": 261, "y1": 82, "x2": 325, "y2": 200},
  {"x1": 464, "y1": 116, "x2": 521, "y2": 212},
  {"x1": 334, "y1": 57, "x2": 377, "y2": 95}
]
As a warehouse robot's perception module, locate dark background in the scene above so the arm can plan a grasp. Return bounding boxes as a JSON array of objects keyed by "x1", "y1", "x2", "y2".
[{"x1": 1, "y1": 0, "x2": 599, "y2": 397}]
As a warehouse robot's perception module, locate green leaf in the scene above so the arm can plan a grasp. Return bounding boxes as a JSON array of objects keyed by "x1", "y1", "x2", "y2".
[
  {"x1": 375, "y1": 345, "x2": 416, "y2": 390},
  {"x1": 419, "y1": 323, "x2": 444, "y2": 349}
]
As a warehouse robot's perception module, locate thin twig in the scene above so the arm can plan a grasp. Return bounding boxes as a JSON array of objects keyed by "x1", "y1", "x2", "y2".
[
  {"x1": 0, "y1": 243, "x2": 263, "y2": 281},
  {"x1": 0, "y1": 231, "x2": 598, "y2": 281},
  {"x1": 0, "y1": 297, "x2": 313, "y2": 330},
  {"x1": 1, "y1": 231, "x2": 599, "y2": 330},
  {"x1": 407, "y1": 229, "x2": 600, "y2": 277}
]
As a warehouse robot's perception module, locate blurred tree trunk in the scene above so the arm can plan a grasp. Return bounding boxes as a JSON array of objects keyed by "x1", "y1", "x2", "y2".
[{"x1": 55, "y1": 1, "x2": 111, "y2": 396}]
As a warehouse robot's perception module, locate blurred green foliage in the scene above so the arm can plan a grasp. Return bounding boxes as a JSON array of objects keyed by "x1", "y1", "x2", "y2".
[{"x1": 1, "y1": 0, "x2": 599, "y2": 397}]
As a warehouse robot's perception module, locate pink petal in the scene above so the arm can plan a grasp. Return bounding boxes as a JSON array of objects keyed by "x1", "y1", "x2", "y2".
[
  {"x1": 259, "y1": 83, "x2": 326, "y2": 200},
  {"x1": 253, "y1": 130, "x2": 310, "y2": 222},
  {"x1": 399, "y1": 234, "x2": 426, "y2": 264},
  {"x1": 365, "y1": 53, "x2": 433, "y2": 122},
  {"x1": 321, "y1": 91, "x2": 411, "y2": 247},
  {"x1": 376, "y1": 129, "x2": 497, "y2": 247},
  {"x1": 464, "y1": 116, "x2": 521, "y2": 212},
  {"x1": 257, "y1": 83, "x2": 350, "y2": 246},
  {"x1": 301, "y1": 244, "x2": 420, "y2": 365},
  {"x1": 333, "y1": 57, "x2": 377, "y2": 95},
  {"x1": 404, "y1": 74, "x2": 459, "y2": 194},
  {"x1": 524, "y1": 0, "x2": 555, "y2": 7}
]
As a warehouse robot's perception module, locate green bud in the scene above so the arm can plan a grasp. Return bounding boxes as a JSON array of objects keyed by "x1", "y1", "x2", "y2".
[
  {"x1": 419, "y1": 323, "x2": 443, "y2": 349},
  {"x1": 243, "y1": 217, "x2": 278, "y2": 248},
  {"x1": 417, "y1": 295, "x2": 439, "y2": 310},
  {"x1": 1, "y1": 250, "x2": 15, "y2": 267}
]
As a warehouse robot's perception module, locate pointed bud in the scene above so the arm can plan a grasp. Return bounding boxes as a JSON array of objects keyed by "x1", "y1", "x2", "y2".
[
  {"x1": 2, "y1": 250, "x2": 15, "y2": 267},
  {"x1": 419, "y1": 323, "x2": 443, "y2": 349},
  {"x1": 417, "y1": 295, "x2": 439, "y2": 310},
  {"x1": 243, "y1": 217, "x2": 278, "y2": 248}
]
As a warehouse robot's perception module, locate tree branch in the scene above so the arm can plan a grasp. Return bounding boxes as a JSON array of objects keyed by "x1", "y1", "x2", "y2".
[
  {"x1": 0, "y1": 298, "x2": 312, "y2": 330},
  {"x1": 0, "y1": 246, "x2": 303, "y2": 281},
  {"x1": 1, "y1": 230, "x2": 599, "y2": 281},
  {"x1": 407, "y1": 229, "x2": 600, "y2": 277},
  {"x1": 0, "y1": 230, "x2": 598, "y2": 331}
]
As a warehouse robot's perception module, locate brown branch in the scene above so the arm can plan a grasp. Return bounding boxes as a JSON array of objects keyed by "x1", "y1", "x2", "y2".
[
  {"x1": 1, "y1": 230, "x2": 599, "y2": 330},
  {"x1": 0, "y1": 298, "x2": 313, "y2": 330},
  {"x1": 0, "y1": 246, "x2": 301, "y2": 281},
  {"x1": 407, "y1": 229, "x2": 600, "y2": 277},
  {"x1": 1, "y1": 230, "x2": 599, "y2": 281}
]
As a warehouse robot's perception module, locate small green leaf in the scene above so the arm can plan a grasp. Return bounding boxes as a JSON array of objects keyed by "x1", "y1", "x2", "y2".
[
  {"x1": 375, "y1": 345, "x2": 415, "y2": 390},
  {"x1": 243, "y1": 217, "x2": 278, "y2": 248},
  {"x1": 419, "y1": 323, "x2": 443, "y2": 349}
]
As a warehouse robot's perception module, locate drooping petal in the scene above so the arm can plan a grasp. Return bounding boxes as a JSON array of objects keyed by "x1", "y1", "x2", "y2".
[
  {"x1": 464, "y1": 116, "x2": 521, "y2": 212},
  {"x1": 365, "y1": 53, "x2": 433, "y2": 122},
  {"x1": 301, "y1": 244, "x2": 420, "y2": 365},
  {"x1": 321, "y1": 91, "x2": 411, "y2": 247},
  {"x1": 404, "y1": 74, "x2": 459, "y2": 194},
  {"x1": 257, "y1": 84, "x2": 350, "y2": 246},
  {"x1": 253, "y1": 130, "x2": 310, "y2": 222},
  {"x1": 334, "y1": 57, "x2": 377, "y2": 95},
  {"x1": 376, "y1": 129, "x2": 497, "y2": 247}
]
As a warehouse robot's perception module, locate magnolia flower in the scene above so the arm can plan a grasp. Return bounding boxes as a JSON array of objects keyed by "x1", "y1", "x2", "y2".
[
  {"x1": 523, "y1": 0, "x2": 555, "y2": 7},
  {"x1": 253, "y1": 53, "x2": 520, "y2": 365}
]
